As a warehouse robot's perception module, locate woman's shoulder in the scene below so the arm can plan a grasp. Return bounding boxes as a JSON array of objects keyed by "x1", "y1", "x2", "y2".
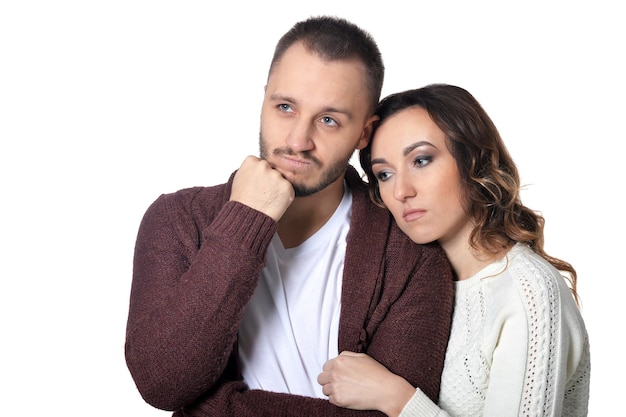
[
  {"x1": 466, "y1": 244, "x2": 570, "y2": 313},
  {"x1": 506, "y1": 243, "x2": 568, "y2": 293},
  {"x1": 495, "y1": 243, "x2": 582, "y2": 321}
]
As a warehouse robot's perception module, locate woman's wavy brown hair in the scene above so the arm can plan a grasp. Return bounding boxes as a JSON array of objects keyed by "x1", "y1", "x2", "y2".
[{"x1": 359, "y1": 83, "x2": 578, "y2": 304}]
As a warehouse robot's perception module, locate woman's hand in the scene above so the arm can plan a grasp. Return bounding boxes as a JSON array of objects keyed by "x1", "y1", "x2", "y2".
[{"x1": 317, "y1": 351, "x2": 416, "y2": 417}]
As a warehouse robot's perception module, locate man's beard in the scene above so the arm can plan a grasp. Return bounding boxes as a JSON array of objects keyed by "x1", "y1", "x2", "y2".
[{"x1": 259, "y1": 133, "x2": 350, "y2": 197}]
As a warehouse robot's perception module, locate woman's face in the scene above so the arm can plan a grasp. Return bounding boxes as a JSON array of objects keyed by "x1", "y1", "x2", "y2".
[{"x1": 370, "y1": 106, "x2": 473, "y2": 248}]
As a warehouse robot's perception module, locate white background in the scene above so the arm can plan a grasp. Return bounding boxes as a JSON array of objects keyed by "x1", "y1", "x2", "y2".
[{"x1": 1, "y1": 1, "x2": 622, "y2": 415}]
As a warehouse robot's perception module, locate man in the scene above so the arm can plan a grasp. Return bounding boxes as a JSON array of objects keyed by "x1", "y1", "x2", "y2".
[{"x1": 125, "y1": 16, "x2": 454, "y2": 416}]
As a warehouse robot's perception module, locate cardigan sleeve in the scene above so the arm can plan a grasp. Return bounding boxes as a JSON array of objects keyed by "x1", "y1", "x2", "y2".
[
  {"x1": 177, "y1": 228, "x2": 455, "y2": 416},
  {"x1": 178, "y1": 381, "x2": 389, "y2": 417},
  {"x1": 125, "y1": 191, "x2": 277, "y2": 411},
  {"x1": 362, "y1": 236, "x2": 454, "y2": 403},
  {"x1": 126, "y1": 171, "x2": 456, "y2": 416}
]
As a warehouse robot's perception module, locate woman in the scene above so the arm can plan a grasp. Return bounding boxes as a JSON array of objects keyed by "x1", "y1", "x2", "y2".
[{"x1": 317, "y1": 84, "x2": 590, "y2": 416}]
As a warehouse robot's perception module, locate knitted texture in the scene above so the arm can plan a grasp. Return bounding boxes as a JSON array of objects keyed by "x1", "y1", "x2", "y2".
[
  {"x1": 400, "y1": 243, "x2": 590, "y2": 417},
  {"x1": 125, "y1": 166, "x2": 455, "y2": 416}
]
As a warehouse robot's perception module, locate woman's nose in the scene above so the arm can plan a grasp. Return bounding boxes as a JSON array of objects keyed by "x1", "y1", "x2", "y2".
[{"x1": 393, "y1": 173, "x2": 416, "y2": 201}]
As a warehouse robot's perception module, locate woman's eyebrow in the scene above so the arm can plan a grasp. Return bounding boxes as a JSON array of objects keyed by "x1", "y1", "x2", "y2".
[
  {"x1": 403, "y1": 140, "x2": 434, "y2": 157},
  {"x1": 371, "y1": 141, "x2": 436, "y2": 166}
]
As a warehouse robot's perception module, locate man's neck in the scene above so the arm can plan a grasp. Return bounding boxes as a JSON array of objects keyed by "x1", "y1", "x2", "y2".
[{"x1": 277, "y1": 179, "x2": 345, "y2": 249}]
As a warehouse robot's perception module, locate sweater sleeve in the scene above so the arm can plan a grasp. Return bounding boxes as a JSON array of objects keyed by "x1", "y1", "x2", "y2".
[
  {"x1": 479, "y1": 250, "x2": 590, "y2": 417},
  {"x1": 125, "y1": 191, "x2": 277, "y2": 411},
  {"x1": 402, "y1": 248, "x2": 590, "y2": 417},
  {"x1": 399, "y1": 388, "x2": 450, "y2": 417}
]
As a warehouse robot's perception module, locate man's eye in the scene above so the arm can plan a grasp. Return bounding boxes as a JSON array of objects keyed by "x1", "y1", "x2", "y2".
[
  {"x1": 279, "y1": 104, "x2": 294, "y2": 113},
  {"x1": 321, "y1": 116, "x2": 338, "y2": 127}
]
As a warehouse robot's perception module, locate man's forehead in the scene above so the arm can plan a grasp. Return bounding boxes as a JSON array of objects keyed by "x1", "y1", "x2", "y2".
[{"x1": 266, "y1": 45, "x2": 370, "y2": 115}]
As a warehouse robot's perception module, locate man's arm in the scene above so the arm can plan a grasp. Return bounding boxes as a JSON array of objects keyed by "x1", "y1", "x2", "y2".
[
  {"x1": 173, "y1": 208, "x2": 455, "y2": 416},
  {"x1": 125, "y1": 191, "x2": 277, "y2": 411},
  {"x1": 178, "y1": 381, "x2": 388, "y2": 417},
  {"x1": 362, "y1": 235, "x2": 455, "y2": 403}
]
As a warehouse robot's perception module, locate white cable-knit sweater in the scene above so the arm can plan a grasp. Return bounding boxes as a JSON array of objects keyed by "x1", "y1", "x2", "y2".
[{"x1": 400, "y1": 243, "x2": 590, "y2": 417}]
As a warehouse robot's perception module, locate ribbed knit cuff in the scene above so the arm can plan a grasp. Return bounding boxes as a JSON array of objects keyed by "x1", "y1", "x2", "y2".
[
  {"x1": 399, "y1": 388, "x2": 444, "y2": 417},
  {"x1": 206, "y1": 200, "x2": 277, "y2": 258}
]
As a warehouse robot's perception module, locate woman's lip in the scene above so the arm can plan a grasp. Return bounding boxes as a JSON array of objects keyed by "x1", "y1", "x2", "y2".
[{"x1": 403, "y1": 208, "x2": 426, "y2": 222}]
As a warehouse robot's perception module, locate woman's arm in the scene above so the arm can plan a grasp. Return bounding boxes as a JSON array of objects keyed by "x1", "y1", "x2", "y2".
[
  {"x1": 318, "y1": 352, "x2": 450, "y2": 417},
  {"x1": 318, "y1": 351, "x2": 415, "y2": 417}
]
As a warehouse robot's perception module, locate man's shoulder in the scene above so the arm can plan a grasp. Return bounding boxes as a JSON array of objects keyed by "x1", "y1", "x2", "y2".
[
  {"x1": 344, "y1": 165, "x2": 368, "y2": 189},
  {"x1": 149, "y1": 177, "x2": 233, "y2": 217},
  {"x1": 173, "y1": 181, "x2": 230, "y2": 199}
]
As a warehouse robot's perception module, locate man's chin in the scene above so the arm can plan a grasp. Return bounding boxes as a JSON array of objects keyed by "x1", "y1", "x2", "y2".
[
  {"x1": 288, "y1": 181, "x2": 314, "y2": 198},
  {"x1": 290, "y1": 179, "x2": 324, "y2": 198}
]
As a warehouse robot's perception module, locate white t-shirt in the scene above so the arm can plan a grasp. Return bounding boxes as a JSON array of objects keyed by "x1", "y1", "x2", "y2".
[{"x1": 238, "y1": 186, "x2": 352, "y2": 398}]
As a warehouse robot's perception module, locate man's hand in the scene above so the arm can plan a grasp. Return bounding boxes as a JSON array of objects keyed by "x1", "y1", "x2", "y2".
[{"x1": 230, "y1": 155, "x2": 295, "y2": 221}]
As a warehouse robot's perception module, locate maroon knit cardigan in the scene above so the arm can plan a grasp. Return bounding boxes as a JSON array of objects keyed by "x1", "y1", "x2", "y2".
[{"x1": 125, "y1": 166, "x2": 454, "y2": 417}]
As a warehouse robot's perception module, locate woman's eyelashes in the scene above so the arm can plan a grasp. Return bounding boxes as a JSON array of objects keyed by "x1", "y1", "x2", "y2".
[
  {"x1": 375, "y1": 169, "x2": 392, "y2": 182},
  {"x1": 413, "y1": 154, "x2": 432, "y2": 168},
  {"x1": 373, "y1": 154, "x2": 433, "y2": 182}
]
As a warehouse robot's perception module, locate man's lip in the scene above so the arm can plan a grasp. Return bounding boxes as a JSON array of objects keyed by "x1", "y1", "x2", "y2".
[
  {"x1": 285, "y1": 156, "x2": 310, "y2": 164},
  {"x1": 278, "y1": 155, "x2": 313, "y2": 168}
]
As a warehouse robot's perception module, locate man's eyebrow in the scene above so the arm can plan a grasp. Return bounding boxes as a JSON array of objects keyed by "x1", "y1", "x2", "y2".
[{"x1": 269, "y1": 93, "x2": 295, "y2": 103}]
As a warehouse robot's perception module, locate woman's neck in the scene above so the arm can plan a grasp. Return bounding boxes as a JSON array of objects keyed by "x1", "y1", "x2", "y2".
[{"x1": 440, "y1": 226, "x2": 510, "y2": 280}]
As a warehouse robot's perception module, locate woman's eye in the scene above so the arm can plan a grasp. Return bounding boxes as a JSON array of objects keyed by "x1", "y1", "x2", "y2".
[
  {"x1": 375, "y1": 170, "x2": 391, "y2": 182},
  {"x1": 320, "y1": 116, "x2": 338, "y2": 127},
  {"x1": 414, "y1": 155, "x2": 432, "y2": 167}
]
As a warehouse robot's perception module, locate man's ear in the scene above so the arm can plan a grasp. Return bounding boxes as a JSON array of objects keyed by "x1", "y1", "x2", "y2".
[{"x1": 356, "y1": 115, "x2": 379, "y2": 150}]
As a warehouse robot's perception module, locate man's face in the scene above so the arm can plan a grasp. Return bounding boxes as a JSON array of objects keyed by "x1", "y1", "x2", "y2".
[{"x1": 259, "y1": 43, "x2": 375, "y2": 197}]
